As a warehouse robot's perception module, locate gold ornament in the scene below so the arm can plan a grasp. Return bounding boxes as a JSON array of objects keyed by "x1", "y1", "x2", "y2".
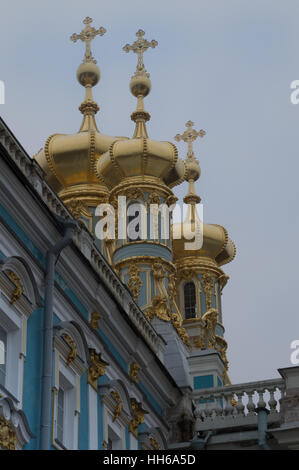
[
  {"x1": 62, "y1": 334, "x2": 77, "y2": 366},
  {"x1": 110, "y1": 391, "x2": 122, "y2": 422},
  {"x1": 0, "y1": 416, "x2": 16, "y2": 450},
  {"x1": 202, "y1": 273, "x2": 213, "y2": 311},
  {"x1": 65, "y1": 198, "x2": 92, "y2": 219},
  {"x1": 171, "y1": 313, "x2": 191, "y2": 347},
  {"x1": 7, "y1": 271, "x2": 23, "y2": 306},
  {"x1": 150, "y1": 437, "x2": 160, "y2": 449},
  {"x1": 148, "y1": 192, "x2": 160, "y2": 205},
  {"x1": 129, "y1": 398, "x2": 148, "y2": 438},
  {"x1": 146, "y1": 296, "x2": 170, "y2": 322},
  {"x1": 90, "y1": 311, "x2": 101, "y2": 330},
  {"x1": 130, "y1": 362, "x2": 140, "y2": 383},
  {"x1": 87, "y1": 349, "x2": 109, "y2": 391},
  {"x1": 168, "y1": 273, "x2": 177, "y2": 308},
  {"x1": 127, "y1": 265, "x2": 142, "y2": 301}
]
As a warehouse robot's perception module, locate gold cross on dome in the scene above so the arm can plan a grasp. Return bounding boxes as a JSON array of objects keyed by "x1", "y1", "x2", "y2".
[
  {"x1": 123, "y1": 29, "x2": 158, "y2": 72},
  {"x1": 70, "y1": 17, "x2": 106, "y2": 64},
  {"x1": 174, "y1": 121, "x2": 206, "y2": 157}
]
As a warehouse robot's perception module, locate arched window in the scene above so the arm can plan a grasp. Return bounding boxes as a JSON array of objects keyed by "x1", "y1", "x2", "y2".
[{"x1": 184, "y1": 282, "x2": 196, "y2": 319}]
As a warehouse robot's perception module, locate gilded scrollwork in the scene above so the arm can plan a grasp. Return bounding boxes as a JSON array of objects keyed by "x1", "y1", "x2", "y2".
[
  {"x1": 148, "y1": 192, "x2": 160, "y2": 205},
  {"x1": 201, "y1": 272, "x2": 213, "y2": 311},
  {"x1": 0, "y1": 416, "x2": 16, "y2": 450},
  {"x1": 65, "y1": 198, "x2": 92, "y2": 219},
  {"x1": 129, "y1": 398, "x2": 148, "y2": 438},
  {"x1": 130, "y1": 362, "x2": 140, "y2": 383},
  {"x1": 171, "y1": 313, "x2": 191, "y2": 347},
  {"x1": 7, "y1": 271, "x2": 23, "y2": 306},
  {"x1": 168, "y1": 273, "x2": 177, "y2": 308},
  {"x1": 127, "y1": 265, "x2": 142, "y2": 301},
  {"x1": 87, "y1": 349, "x2": 109, "y2": 391},
  {"x1": 110, "y1": 390, "x2": 122, "y2": 422},
  {"x1": 62, "y1": 334, "x2": 77, "y2": 366},
  {"x1": 149, "y1": 437, "x2": 160, "y2": 449},
  {"x1": 90, "y1": 311, "x2": 101, "y2": 330},
  {"x1": 146, "y1": 296, "x2": 170, "y2": 322}
]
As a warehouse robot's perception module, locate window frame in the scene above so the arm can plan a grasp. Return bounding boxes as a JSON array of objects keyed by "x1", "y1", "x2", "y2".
[{"x1": 183, "y1": 281, "x2": 197, "y2": 319}]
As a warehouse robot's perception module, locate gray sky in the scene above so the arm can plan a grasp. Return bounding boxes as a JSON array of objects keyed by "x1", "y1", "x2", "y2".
[{"x1": 0, "y1": 0, "x2": 298, "y2": 384}]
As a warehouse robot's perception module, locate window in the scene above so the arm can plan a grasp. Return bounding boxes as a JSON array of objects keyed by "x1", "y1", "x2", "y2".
[
  {"x1": 107, "y1": 424, "x2": 122, "y2": 450},
  {"x1": 184, "y1": 282, "x2": 196, "y2": 319},
  {"x1": 53, "y1": 368, "x2": 77, "y2": 450},
  {"x1": 0, "y1": 326, "x2": 7, "y2": 387},
  {"x1": 57, "y1": 387, "x2": 65, "y2": 443},
  {"x1": 0, "y1": 307, "x2": 23, "y2": 402}
]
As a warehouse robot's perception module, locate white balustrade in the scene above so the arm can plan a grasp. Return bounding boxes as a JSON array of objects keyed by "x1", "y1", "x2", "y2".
[{"x1": 193, "y1": 378, "x2": 285, "y2": 431}]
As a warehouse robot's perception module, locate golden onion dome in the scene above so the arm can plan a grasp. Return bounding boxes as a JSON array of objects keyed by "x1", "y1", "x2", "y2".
[
  {"x1": 96, "y1": 137, "x2": 186, "y2": 190},
  {"x1": 95, "y1": 29, "x2": 186, "y2": 190},
  {"x1": 34, "y1": 17, "x2": 127, "y2": 206},
  {"x1": 172, "y1": 219, "x2": 236, "y2": 267},
  {"x1": 172, "y1": 121, "x2": 236, "y2": 267}
]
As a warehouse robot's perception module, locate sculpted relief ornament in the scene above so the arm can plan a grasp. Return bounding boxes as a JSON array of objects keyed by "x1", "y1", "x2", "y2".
[
  {"x1": 201, "y1": 272, "x2": 213, "y2": 311},
  {"x1": 87, "y1": 348, "x2": 109, "y2": 391},
  {"x1": 129, "y1": 398, "x2": 148, "y2": 438},
  {"x1": 62, "y1": 334, "x2": 77, "y2": 366},
  {"x1": 127, "y1": 265, "x2": 142, "y2": 301},
  {"x1": 191, "y1": 308, "x2": 229, "y2": 371},
  {"x1": 110, "y1": 391, "x2": 122, "y2": 422},
  {"x1": 7, "y1": 271, "x2": 23, "y2": 306},
  {"x1": 130, "y1": 362, "x2": 141, "y2": 383},
  {"x1": 0, "y1": 416, "x2": 17, "y2": 450},
  {"x1": 90, "y1": 311, "x2": 101, "y2": 330}
]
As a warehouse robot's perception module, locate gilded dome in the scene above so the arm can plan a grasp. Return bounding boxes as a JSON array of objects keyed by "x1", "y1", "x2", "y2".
[
  {"x1": 96, "y1": 137, "x2": 186, "y2": 190},
  {"x1": 172, "y1": 219, "x2": 236, "y2": 267},
  {"x1": 34, "y1": 17, "x2": 128, "y2": 206}
]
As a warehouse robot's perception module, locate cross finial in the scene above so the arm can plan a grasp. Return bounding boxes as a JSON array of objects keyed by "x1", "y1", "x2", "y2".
[
  {"x1": 123, "y1": 29, "x2": 158, "y2": 73},
  {"x1": 70, "y1": 17, "x2": 106, "y2": 64},
  {"x1": 174, "y1": 121, "x2": 206, "y2": 158}
]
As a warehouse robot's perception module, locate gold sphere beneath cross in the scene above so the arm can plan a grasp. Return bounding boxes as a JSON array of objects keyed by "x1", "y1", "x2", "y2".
[
  {"x1": 77, "y1": 62, "x2": 100, "y2": 87},
  {"x1": 130, "y1": 74, "x2": 151, "y2": 97}
]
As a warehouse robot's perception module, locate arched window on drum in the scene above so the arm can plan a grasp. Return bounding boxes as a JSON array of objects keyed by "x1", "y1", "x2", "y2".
[{"x1": 184, "y1": 282, "x2": 196, "y2": 319}]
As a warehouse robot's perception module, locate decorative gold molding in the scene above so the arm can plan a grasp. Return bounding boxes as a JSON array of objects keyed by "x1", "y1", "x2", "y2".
[
  {"x1": 146, "y1": 296, "x2": 170, "y2": 322},
  {"x1": 110, "y1": 391, "x2": 122, "y2": 422},
  {"x1": 0, "y1": 416, "x2": 17, "y2": 450},
  {"x1": 168, "y1": 273, "x2": 176, "y2": 309},
  {"x1": 129, "y1": 398, "x2": 148, "y2": 438},
  {"x1": 148, "y1": 192, "x2": 160, "y2": 205},
  {"x1": 127, "y1": 265, "x2": 142, "y2": 301},
  {"x1": 129, "y1": 362, "x2": 140, "y2": 383},
  {"x1": 201, "y1": 272, "x2": 213, "y2": 312},
  {"x1": 150, "y1": 437, "x2": 160, "y2": 450},
  {"x1": 62, "y1": 334, "x2": 77, "y2": 366},
  {"x1": 90, "y1": 311, "x2": 101, "y2": 330},
  {"x1": 87, "y1": 349, "x2": 109, "y2": 391},
  {"x1": 7, "y1": 271, "x2": 23, "y2": 306},
  {"x1": 64, "y1": 198, "x2": 92, "y2": 219},
  {"x1": 171, "y1": 313, "x2": 191, "y2": 347}
]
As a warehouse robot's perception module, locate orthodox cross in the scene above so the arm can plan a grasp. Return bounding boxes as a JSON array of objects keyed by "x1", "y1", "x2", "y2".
[
  {"x1": 70, "y1": 17, "x2": 106, "y2": 64},
  {"x1": 123, "y1": 29, "x2": 158, "y2": 73},
  {"x1": 174, "y1": 121, "x2": 206, "y2": 158}
]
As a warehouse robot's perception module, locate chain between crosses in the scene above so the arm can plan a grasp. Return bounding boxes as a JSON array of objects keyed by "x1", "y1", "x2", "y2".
[{"x1": 70, "y1": 17, "x2": 106, "y2": 64}]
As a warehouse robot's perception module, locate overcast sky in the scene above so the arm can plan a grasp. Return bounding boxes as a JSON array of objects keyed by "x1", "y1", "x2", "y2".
[{"x1": 0, "y1": 0, "x2": 299, "y2": 384}]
